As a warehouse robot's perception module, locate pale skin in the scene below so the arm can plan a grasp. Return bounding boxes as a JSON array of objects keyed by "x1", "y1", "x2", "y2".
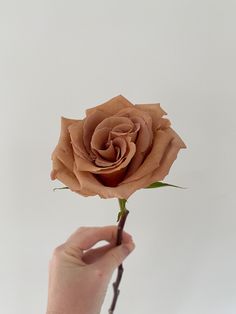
[{"x1": 46, "y1": 226, "x2": 135, "y2": 314}]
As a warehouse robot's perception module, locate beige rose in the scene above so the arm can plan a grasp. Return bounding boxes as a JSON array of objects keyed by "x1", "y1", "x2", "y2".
[{"x1": 50, "y1": 95, "x2": 186, "y2": 199}]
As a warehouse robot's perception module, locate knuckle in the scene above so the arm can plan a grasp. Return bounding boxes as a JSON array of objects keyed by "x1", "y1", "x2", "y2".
[
  {"x1": 77, "y1": 226, "x2": 88, "y2": 233},
  {"x1": 52, "y1": 243, "x2": 66, "y2": 257}
]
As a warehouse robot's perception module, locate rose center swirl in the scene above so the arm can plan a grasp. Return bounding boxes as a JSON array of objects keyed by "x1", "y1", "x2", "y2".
[{"x1": 90, "y1": 116, "x2": 140, "y2": 167}]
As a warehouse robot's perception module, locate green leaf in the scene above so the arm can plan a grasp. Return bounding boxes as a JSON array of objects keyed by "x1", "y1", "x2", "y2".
[
  {"x1": 144, "y1": 181, "x2": 186, "y2": 189},
  {"x1": 53, "y1": 186, "x2": 69, "y2": 192}
]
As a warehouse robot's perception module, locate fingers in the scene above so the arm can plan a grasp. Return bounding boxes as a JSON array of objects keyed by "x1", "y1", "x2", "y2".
[
  {"x1": 82, "y1": 243, "x2": 114, "y2": 264},
  {"x1": 95, "y1": 240, "x2": 135, "y2": 274},
  {"x1": 65, "y1": 225, "x2": 132, "y2": 252},
  {"x1": 64, "y1": 226, "x2": 134, "y2": 270}
]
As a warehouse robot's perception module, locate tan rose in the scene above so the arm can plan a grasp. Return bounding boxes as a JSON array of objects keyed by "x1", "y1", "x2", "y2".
[{"x1": 50, "y1": 95, "x2": 186, "y2": 199}]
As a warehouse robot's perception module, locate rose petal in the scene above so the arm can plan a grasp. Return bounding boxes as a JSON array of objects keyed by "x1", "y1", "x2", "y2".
[
  {"x1": 97, "y1": 140, "x2": 117, "y2": 161},
  {"x1": 95, "y1": 116, "x2": 133, "y2": 131},
  {"x1": 148, "y1": 129, "x2": 186, "y2": 182},
  {"x1": 68, "y1": 120, "x2": 92, "y2": 160},
  {"x1": 156, "y1": 117, "x2": 171, "y2": 129},
  {"x1": 122, "y1": 128, "x2": 175, "y2": 184},
  {"x1": 73, "y1": 138, "x2": 136, "y2": 174},
  {"x1": 114, "y1": 107, "x2": 153, "y2": 149},
  {"x1": 109, "y1": 122, "x2": 140, "y2": 142},
  {"x1": 82, "y1": 110, "x2": 108, "y2": 155},
  {"x1": 51, "y1": 116, "x2": 79, "y2": 172},
  {"x1": 112, "y1": 123, "x2": 133, "y2": 134},
  {"x1": 86, "y1": 95, "x2": 134, "y2": 117},
  {"x1": 167, "y1": 127, "x2": 187, "y2": 149},
  {"x1": 72, "y1": 166, "x2": 153, "y2": 199},
  {"x1": 122, "y1": 117, "x2": 152, "y2": 178},
  {"x1": 91, "y1": 133, "x2": 127, "y2": 166},
  {"x1": 96, "y1": 167, "x2": 127, "y2": 187},
  {"x1": 131, "y1": 116, "x2": 152, "y2": 152},
  {"x1": 90, "y1": 116, "x2": 134, "y2": 162},
  {"x1": 91, "y1": 127, "x2": 110, "y2": 151},
  {"x1": 51, "y1": 157, "x2": 81, "y2": 191},
  {"x1": 135, "y1": 103, "x2": 167, "y2": 131},
  {"x1": 113, "y1": 108, "x2": 154, "y2": 177},
  {"x1": 72, "y1": 169, "x2": 131, "y2": 199},
  {"x1": 95, "y1": 134, "x2": 133, "y2": 164}
]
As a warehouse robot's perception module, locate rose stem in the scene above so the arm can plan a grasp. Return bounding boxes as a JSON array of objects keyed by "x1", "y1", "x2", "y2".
[{"x1": 108, "y1": 199, "x2": 129, "y2": 314}]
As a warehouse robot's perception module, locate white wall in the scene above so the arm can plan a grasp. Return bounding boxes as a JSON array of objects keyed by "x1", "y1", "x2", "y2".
[{"x1": 0, "y1": 1, "x2": 236, "y2": 313}]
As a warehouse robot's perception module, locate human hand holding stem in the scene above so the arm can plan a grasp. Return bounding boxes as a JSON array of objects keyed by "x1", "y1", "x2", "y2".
[{"x1": 52, "y1": 184, "x2": 184, "y2": 313}]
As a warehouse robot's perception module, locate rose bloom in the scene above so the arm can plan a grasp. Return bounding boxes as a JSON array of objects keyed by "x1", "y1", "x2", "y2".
[{"x1": 50, "y1": 95, "x2": 186, "y2": 199}]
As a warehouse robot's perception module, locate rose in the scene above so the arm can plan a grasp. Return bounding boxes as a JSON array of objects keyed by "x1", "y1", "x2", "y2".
[{"x1": 50, "y1": 95, "x2": 186, "y2": 199}]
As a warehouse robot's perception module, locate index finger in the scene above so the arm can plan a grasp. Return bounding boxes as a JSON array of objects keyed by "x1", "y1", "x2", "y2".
[{"x1": 65, "y1": 225, "x2": 132, "y2": 252}]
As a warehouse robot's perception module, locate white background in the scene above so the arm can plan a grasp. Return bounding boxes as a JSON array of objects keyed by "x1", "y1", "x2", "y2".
[{"x1": 0, "y1": 1, "x2": 236, "y2": 313}]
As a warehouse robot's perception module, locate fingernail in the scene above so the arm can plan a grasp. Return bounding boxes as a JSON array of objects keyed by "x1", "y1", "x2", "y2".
[{"x1": 122, "y1": 241, "x2": 135, "y2": 254}]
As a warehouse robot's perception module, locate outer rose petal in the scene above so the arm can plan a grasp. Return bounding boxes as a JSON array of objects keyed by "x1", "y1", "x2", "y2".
[
  {"x1": 135, "y1": 103, "x2": 167, "y2": 131},
  {"x1": 85, "y1": 95, "x2": 133, "y2": 117},
  {"x1": 72, "y1": 166, "x2": 152, "y2": 199},
  {"x1": 149, "y1": 127, "x2": 186, "y2": 180},
  {"x1": 69, "y1": 119, "x2": 93, "y2": 160},
  {"x1": 122, "y1": 128, "x2": 175, "y2": 184},
  {"x1": 51, "y1": 157, "x2": 81, "y2": 192},
  {"x1": 51, "y1": 116, "x2": 78, "y2": 175},
  {"x1": 123, "y1": 130, "x2": 186, "y2": 194}
]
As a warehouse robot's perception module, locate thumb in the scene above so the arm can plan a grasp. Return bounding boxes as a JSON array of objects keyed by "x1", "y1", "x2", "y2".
[{"x1": 95, "y1": 241, "x2": 135, "y2": 274}]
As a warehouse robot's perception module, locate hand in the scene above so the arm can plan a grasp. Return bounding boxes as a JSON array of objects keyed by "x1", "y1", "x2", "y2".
[{"x1": 46, "y1": 226, "x2": 135, "y2": 314}]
